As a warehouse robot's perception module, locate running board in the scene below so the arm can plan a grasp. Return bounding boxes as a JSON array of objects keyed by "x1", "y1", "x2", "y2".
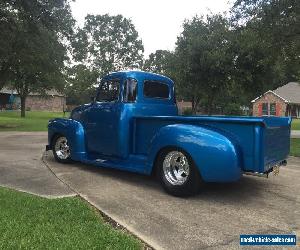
[{"x1": 82, "y1": 154, "x2": 149, "y2": 175}]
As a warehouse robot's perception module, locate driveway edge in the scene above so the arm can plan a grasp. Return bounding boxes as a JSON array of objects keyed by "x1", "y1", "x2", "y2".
[
  {"x1": 0, "y1": 184, "x2": 76, "y2": 199},
  {"x1": 42, "y1": 151, "x2": 157, "y2": 250}
]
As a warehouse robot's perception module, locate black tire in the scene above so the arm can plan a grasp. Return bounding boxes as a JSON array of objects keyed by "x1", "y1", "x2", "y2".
[
  {"x1": 157, "y1": 148, "x2": 202, "y2": 197},
  {"x1": 52, "y1": 134, "x2": 72, "y2": 164}
]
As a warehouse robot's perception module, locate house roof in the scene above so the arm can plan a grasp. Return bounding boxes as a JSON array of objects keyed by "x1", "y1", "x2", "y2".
[
  {"x1": 0, "y1": 87, "x2": 65, "y2": 97},
  {"x1": 273, "y1": 82, "x2": 300, "y2": 104},
  {"x1": 251, "y1": 90, "x2": 289, "y2": 103},
  {"x1": 251, "y1": 82, "x2": 300, "y2": 104}
]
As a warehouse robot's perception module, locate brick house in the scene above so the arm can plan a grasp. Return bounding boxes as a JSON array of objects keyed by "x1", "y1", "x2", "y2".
[
  {"x1": 251, "y1": 82, "x2": 300, "y2": 118},
  {"x1": 0, "y1": 88, "x2": 66, "y2": 112}
]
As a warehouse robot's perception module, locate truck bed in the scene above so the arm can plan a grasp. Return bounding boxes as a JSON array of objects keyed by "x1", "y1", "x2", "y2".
[{"x1": 132, "y1": 115, "x2": 291, "y2": 173}]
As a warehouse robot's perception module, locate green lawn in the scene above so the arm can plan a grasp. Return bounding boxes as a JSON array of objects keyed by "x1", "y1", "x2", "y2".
[
  {"x1": 0, "y1": 187, "x2": 141, "y2": 250},
  {"x1": 0, "y1": 111, "x2": 68, "y2": 131},
  {"x1": 290, "y1": 138, "x2": 300, "y2": 157},
  {"x1": 292, "y1": 119, "x2": 300, "y2": 130},
  {"x1": 1, "y1": 111, "x2": 299, "y2": 131}
]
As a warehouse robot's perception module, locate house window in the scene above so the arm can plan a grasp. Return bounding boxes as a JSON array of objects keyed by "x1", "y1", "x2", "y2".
[
  {"x1": 270, "y1": 103, "x2": 276, "y2": 116},
  {"x1": 262, "y1": 103, "x2": 268, "y2": 115}
]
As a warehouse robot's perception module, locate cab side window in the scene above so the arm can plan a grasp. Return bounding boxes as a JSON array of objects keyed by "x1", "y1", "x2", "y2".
[
  {"x1": 143, "y1": 81, "x2": 169, "y2": 99},
  {"x1": 124, "y1": 78, "x2": 137, "y2": 102}
]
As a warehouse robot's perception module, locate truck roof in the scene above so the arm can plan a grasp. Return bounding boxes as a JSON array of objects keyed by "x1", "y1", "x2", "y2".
[{"x1": 104, "y1": 70, "x2": 174, "y2": 86}]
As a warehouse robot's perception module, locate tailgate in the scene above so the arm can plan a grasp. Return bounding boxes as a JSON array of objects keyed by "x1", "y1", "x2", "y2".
[{"x1": 263, "y1": 117, "x2": 291, "y2": 171}]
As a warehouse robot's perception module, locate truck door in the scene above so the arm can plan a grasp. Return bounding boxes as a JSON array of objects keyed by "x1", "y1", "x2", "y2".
[{"x1": 85, "y1": 79, "x2": 121, "y2": 157}]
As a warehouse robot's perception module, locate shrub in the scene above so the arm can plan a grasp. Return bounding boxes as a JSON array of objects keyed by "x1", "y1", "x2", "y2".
[
  {"x1": 182, "y1": 108, "x2": 193, "y2": 116},
  {"x1": 223, "y1": 103, "x2": 243, "y2": 116}
]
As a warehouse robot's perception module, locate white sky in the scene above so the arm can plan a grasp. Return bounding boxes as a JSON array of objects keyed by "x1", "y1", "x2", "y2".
[{"x1": 71, "y1": 0, "x2": 232, "y2": 57}]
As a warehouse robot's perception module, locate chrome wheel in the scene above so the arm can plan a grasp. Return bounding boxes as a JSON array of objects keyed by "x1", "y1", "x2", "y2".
[
  {"x1": 54, "y1": 136, "x2": 70, "y2": 160},
  {"x1": 163, "y1": 151, "x2": 190, "y2": 186}
]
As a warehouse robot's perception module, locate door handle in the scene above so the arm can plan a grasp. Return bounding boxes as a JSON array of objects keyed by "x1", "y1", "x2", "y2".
[{"x1": 87, "y1": 122, "x2": 96, "y2": 127}]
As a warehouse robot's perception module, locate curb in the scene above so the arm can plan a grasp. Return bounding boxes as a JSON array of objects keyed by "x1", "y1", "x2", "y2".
[{"x1": 0, "y1": 184, "x2": 76, "y2": 199}]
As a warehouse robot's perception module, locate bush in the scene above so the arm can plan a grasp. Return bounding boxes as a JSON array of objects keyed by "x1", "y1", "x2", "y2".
[
  {"x1": 182, "y1": 108, "x2": 193, "y2": 116},
  {"x1": 223, "y1": 103, "x2": 243, "y2": 116}
]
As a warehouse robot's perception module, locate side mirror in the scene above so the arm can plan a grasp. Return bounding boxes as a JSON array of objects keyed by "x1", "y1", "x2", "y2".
[{"x1": 91, "y1": 96, "x2": 96, "y2": 103}]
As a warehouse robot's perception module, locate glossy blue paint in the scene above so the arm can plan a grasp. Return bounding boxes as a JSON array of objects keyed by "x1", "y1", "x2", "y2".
[
  {"x1": 48, "y1": 118, "x2": 86, "y2": 161},
  {"x1": 47, "y1": 71, "x2": 292, "y2": 183},
  {"x1": 146, "y1": 124, "x2": 241, "y2": 182}
]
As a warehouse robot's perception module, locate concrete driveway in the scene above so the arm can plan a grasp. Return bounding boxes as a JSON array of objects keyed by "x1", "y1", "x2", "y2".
[
  {"x1": 0, "y1": 132, "x2": 75, "y2": 198},
  {"x1": 291, "y1": 130, "x2": 300, "y2": 138},
  {"x1": 43, "y1": 153, "x2": 300, "y2": 249},
  {"x1": 0, "y1": 132, "x2": 299, "y2": 249}
]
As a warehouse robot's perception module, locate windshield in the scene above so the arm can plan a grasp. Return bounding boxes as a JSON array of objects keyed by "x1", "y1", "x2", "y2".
[{"x1": 96, "y1": 79, "x2": 120, "y2": 102}]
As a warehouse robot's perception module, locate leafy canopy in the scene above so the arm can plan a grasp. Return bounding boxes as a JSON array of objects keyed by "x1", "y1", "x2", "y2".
[
  {"x1": 0, "y1": 0, "x2": 74, "y2": 116},
  {"x1": 72, "y1": 14, "x2": 144, "y2": 76},
  {"x1": 173, "y1": 15, "x2": 237, "y2": 114},
  {"x1": 67, "y1": 14, "x2": 144, "y2": 105}
]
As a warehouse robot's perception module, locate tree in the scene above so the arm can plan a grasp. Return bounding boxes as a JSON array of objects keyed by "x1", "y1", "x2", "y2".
[
  {"x1": 66, "y1": 14, "x2": 144, "y2": 106},
  {"x1": 65, "y1": 64, "x2": 98, "y2": 106},
  {"x1": 173, "y1": 15, "x2": 236, "y2": 114},
  {"x1": 0, "y1": 1, "x2": 17, "y2": 90},
  {"x1": 0, "y1": 0, "x2": 74, "y2": 117},
  {"x1": 143, "y1": 50, "x2": 174, "y2": 76},
  {"x1": 231, "y1": 0, "x2": 300, "y2": 100},
  {"x1": 72, "y1": 14, "x2": 144, "y2": 76},
  {"x1": 229, "y1": 27, "x2": 280, "y2": 101}
]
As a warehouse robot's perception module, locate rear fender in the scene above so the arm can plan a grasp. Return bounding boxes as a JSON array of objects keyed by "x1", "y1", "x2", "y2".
[
  {"x1": 48, "y1": 118, "x2": 86, "y2": 161},
  {"x1": 146, "y1": 124, "x2": 242, "y2": 182}
]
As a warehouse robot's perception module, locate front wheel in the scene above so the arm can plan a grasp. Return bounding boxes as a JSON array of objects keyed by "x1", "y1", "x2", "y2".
[
  {"x1": 52, "y1": 135, "x2": 71, "y2": 163},
  {"x1": 157, "y1": 148, "x2": 202, "y2": 197}
]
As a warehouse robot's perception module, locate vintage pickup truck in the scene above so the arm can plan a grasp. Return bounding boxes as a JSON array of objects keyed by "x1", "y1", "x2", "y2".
[{"x1": 47, "y1": 71, "x2": 291, "y2": 196}]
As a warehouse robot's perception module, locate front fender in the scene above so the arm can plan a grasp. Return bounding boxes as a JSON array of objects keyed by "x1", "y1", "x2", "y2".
[
  {"x1": 146, "y1": 124, "x2": 242, "y2": 182},
  {"x1": 48, "y1": 118, "x2": 86, "y2": 161}
]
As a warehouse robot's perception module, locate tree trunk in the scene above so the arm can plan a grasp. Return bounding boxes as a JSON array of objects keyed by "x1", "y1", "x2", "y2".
[
  {"x1": 20, "y1": 95, "x2": 26, "y2": 118},
  {"x1": 191, "y1": 98, "x2": 195, "y2": 114},
  {"x1": 206, "y1": 94, "x2": 215, "y2": 115},
  {"x1": 191, "y1": 96, "x2": 197, "y2": 115}
]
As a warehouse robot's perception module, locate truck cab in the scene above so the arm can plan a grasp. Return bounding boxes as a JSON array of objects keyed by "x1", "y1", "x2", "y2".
[
  {"x1": 47, "y1": 71, "x2": 291, "y2": 196},
  {"x1": 70, "y1": 71, "x2": 177, "y2": 159}
]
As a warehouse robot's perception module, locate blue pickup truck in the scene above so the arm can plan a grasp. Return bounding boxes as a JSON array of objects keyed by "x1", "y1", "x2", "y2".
[{"x1": 47, "y1": 71, "x2": 291, "y2": 196}]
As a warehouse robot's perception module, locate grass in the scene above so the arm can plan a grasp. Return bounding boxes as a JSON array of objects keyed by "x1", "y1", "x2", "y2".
[
  {"x1": 0, "y1": 187, "x2": 141, "y2": 250},
  {"x1": 1, "y1": 111, "x2": 299, "y2": 131},
  {"x1": 290, "y1": 138, "x2": 300, "y2": 157},
  {"x1": 292, "y1": 119, "x2": 300, "y2": 130},
  {"x1": 0, "y1": 111, "x2": 68, "y2": 131}
]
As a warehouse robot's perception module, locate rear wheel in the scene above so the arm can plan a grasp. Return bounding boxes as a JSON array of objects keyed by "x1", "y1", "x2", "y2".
[
  {"x1": 157, "y1": 148, "x2": 202, "y2": 197},
  {"x1": 52, "y1": 135, "x2": 71, "y2": 163}
]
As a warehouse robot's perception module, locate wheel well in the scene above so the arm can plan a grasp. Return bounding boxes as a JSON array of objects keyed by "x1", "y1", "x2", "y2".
[
  {"x1": 151, "y1": 146, "x2": 170, "y2": 177},
  {"x1": 151, "y1": 146, "x2": 196, "y2": 177},
  {"x1": 50, "y1": 133, "x2": 63, "y2": 148}
]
